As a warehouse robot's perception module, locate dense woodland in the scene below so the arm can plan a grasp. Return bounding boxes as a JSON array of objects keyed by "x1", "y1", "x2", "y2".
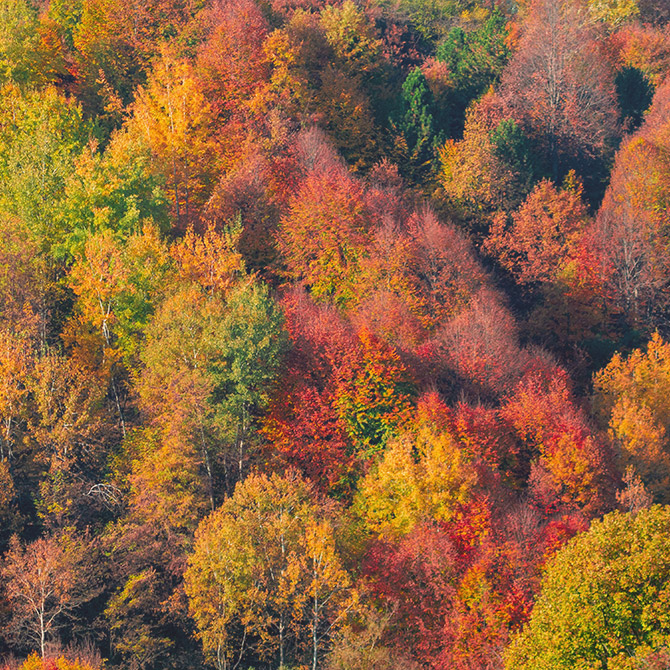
[{"x1": 0, "y1": 0, "x2": 670, "y2": 668}]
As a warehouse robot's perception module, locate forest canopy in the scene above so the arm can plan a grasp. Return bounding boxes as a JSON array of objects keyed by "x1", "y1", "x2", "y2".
[{"x1": 0, "y1": 0, "x2": 669, "y2": 668}]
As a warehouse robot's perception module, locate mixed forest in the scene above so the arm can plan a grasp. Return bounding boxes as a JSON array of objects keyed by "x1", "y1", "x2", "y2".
[{"x1": 0, "y1": 0, "x2": 670, "y2": 668}]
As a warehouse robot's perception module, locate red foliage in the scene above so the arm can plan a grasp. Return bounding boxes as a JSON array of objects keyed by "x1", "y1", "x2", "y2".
[
  {"x1": 279, "y1": 147, "x2": 371, "y2": 305},
  {"x1": 451, "y1": 402, "x2": 519, "y2": 474},
  {"x1": 263, "y1": 290, "x2": 416, "y2": 492},
  {"x1": 196, "y1": 0, "x2": 270, "y2": 119},
  {"x1": 363, "y1": 510, "x2": 541, "y2": 670},
  {"x1": 437, "y1": 288, "x2": 526, "y2": 396},
  {"x1": 588, "y1": 79, "x2": 670, "y2": 329},
  {"x1": 485, "y1": 176, "x2": 588, "y2": 285},
  {"x1": 262, "y1": 291, "x2": 363, "y2": 490},
  {"x1": 363, "y1": 524, "x2": 460, "y2": 667},
  {"x1": 501, "y1": 0, "x2": 619, "y2": 178},
  {"x1": 501, "y1": 368, "x2": 614, "y2": 516},
  {"x1": 205, "y1": 151, "x2": 284, "y2": 274}
]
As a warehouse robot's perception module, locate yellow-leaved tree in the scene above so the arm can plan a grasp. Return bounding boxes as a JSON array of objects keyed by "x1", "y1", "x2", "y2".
[
  {"x1": 594, "y1": 333, "x2": 670, "y2": 502},
  {"x1": 355, "y1": 416, "x2": 478, "y2": 539},
  {"x1": 129, "y1": 49, "x2": 219, "y2": 229},
  {"x1": 184, "y1": 470, "x2": 355, "y2": 670}
]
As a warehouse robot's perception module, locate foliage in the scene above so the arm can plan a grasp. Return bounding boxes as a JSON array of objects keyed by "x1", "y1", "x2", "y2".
[
  {"x1": 505, "y1": 506, "x2": 670, "y2": 669},
  {"x1": 0, "y1": 86, "x2": 90, "y2": 253},
  {"x1": 500, "y1": 0, "x2": 619, "y2": 185},
  {"x1": 589, "y1": 79, "x2": 670, "y2": 331},
  {"x1": 355, "y1": 417, "x2": 477, "y2": 538},
  {"x1": 0, "y1": 1, "x2": 664, "y2": 668},
  {"x1": 594, "y1": 333, "x2": 670, "y2": 502},
  {"x1": 184, "y1": 471, "x2": 354, "y2": 670},
  {"x1": 435, "y1": 9, "x2": 510, "y2": 137},
  {"x1": 2, "y1": 532, "x2": 94, "y2": 657}
]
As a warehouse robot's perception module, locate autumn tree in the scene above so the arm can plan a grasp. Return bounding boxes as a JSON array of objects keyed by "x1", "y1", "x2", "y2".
[
  {"x1": 129, "y1": 49, "x2": 219, "y2": 229},
  {"x1": 500, "y1": 0, "x2": 619, "y2": 184},
  {"x1": 331, "y1": 326, "x2": 414, "y2": 460},
  {"x1": 68, "y1": 224, "x2": 172, "y2": 363},
  {"x1": 0, "y1": 215, "x2": 44, "y2": 339},
  {"x1": 262, "y1": 291, "x2": 358, "y2": 493},
  {"x1": 501, "y1": 367, "x2": 614, "y2": 517},
  {"x1": 371, "y1": 0, "x2": 469, "y2": 43},
  {"x1": 486, "y1": 175, "x2": 588, "y2": 286},
  {"x1": 593, "y1": 333, "x2": 670, "y2": 502},
  {"x1": 71, "y1": 0, "x2": 197, "y2": 122},
  {"x1": 103, "y1": 426, "x2": 208, "y2": 670},
  {"x1": 195, "y1": 0, "x2": 270, "y2": 120},
  {"x1": 484, "y1": 174, "x2": 604, "y2": 349},
  {"x1": 264, "y1": 290, "x2": 413, "y2": 494},
  {"x1": 139, "y1": 260, "x2": 286, "y2": 498},
  {"x1": 505, "y1": 506, "x2": 670, "y2": 669},
  {"x1": 360, "y1": 206, "x2": 486, "y2": 335},
  {"x1": 279, "y1": 139, "x2": 371, "y2": 307},
  {"x1": 437, "y1": 288, "x2": 527, "y2": 397},
  {"x1": 15, "y1": 652, "x2": 103, "y2": 670},
  {"x1": 184, "y1": 471, "x2": 354, "y2": 670},
  {"x1": 355, "y1": 408, "x2": 478, "y2": 539},
  {"x1": 589, "y1": 79, "x2": 670, "y2": 330},
  {"x1": 326, "y1": 605, "x2": 420, "y2": 670},
  {"x1": 588, "y1": 0, "x2": 640, "y2": 26},
  {"x1": 0, "y1": 0, "x2": 65, "y2": 89},
  {"x1": 609, "y1": 22, "x2": 670, "y2": 90},
  {"x1": 0, "y1": 331, "x2": 32, "y2": 463},
  {"x1": 171, "y1": 222, "x2": 245, "y2": 296},
  {"x1": 66, "y1": 224, "x2": 172, "y2": 442},
  {"x1": 318, "y1": 1, "x2": 385, "y2": 169},
  {"x1": 0, "y1": 85, "x2": 89, "y2": 254},
  {"x1": 204, "y1": 153, "x2": 284, "y2": 275},
  {"x1": 28, "y1": 349, "x2": 113, "y2": 528},
  {"x1": 439, "y1": 94, "x2": 539, "y2": 228},
  {"x1": 57, "y1": 126, "x2": 170, "y2": 259},
  {"x1": 2, "y1": 532, "x2": 92, "y2": 657}
]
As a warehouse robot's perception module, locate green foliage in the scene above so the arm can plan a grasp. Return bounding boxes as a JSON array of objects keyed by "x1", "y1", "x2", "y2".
[
  {"x1": 57, "y1": 129, "x2": 170, "y2": 260},
  {"x1": 333, "y1": 328, "x2": 415, "y2": 460},
  {"x1": 0, "y1": 2, "x2": 661, "y2": 668},
  {"x1": 68, "y1": 224, "x2": 173, "y2": 365},
  {"x1": 0, "y1": 86, "x2": 91, "y2": 253},
  {"x1": 394, "y1": 67, "x2": 438, "y2": 180},
  {"x1": 321, "y1": 1, "x2": 382, "y2": 79},
  {"x1": 439, "y1": 102, "x2": 536, "y2": 224},
  {"x1": 0, "y1": 0, "x2": 42, "y2": 87},
  {"x1": 489, "y1": 119, "x2": 541, "y2": 191},
  {"x1": 47, "y1": 0, "x2": 84, "y2": 52},
  {"x1": 209, "y1": 279, "x2": 289, "y2": 443},
  {"x1": 505, "y1": 506, "x2": 670, "y2": 669},
  {"x1": 435, "y1": 9, "x2": 510, "y2": 136}
]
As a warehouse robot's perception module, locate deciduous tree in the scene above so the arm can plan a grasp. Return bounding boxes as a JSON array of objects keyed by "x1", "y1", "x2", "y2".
[
  {"x1": 505, "y1": 506, "x2": 670, "y2": 669},
  {"x1": 184, "y1": 471, "x2": 353, "y2": 670},
  {"x1": 2, "y1": 533, "x2": 91, "y2": 657},
  {"x1": 500, "y1": 0, "x2": 619, "y2": 182}
]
